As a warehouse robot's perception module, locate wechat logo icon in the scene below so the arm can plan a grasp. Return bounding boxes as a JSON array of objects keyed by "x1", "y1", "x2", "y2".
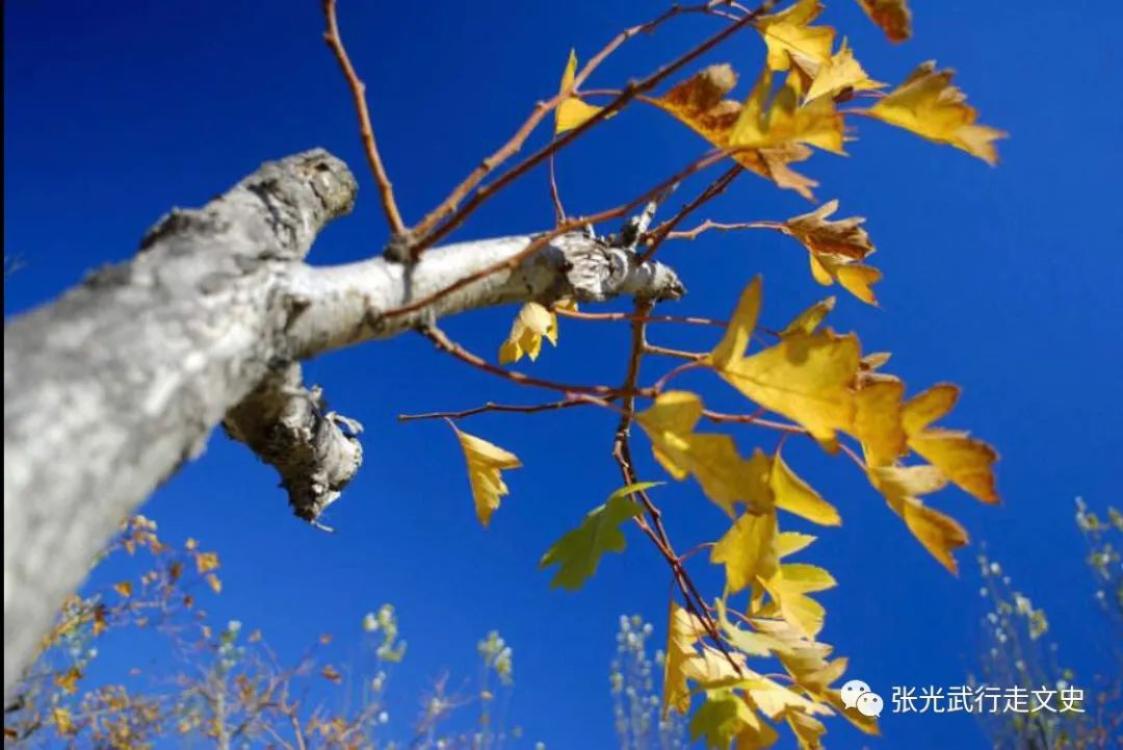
[{"x1": 841, "y1": 679, "x2": 884, "y2": 718}]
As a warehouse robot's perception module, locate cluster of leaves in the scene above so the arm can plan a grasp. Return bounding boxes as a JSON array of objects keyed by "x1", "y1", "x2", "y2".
[
  {"x1": 972, "y1": 499, "x2": 1123, "y2": 749},
  {"x1": 436, "y1": 2, "x2": 1008, "y2": 747},
  {"x1": 4, "y1": 518, "x2": 531, "y2": 750}
]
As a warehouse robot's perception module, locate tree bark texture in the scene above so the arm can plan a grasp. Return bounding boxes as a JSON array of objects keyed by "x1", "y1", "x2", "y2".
[{"x1": 3, "y1": 149, "x2": 683, "y2": 693}]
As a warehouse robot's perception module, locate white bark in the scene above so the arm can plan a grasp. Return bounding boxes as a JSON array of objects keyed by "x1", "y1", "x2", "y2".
[{"x1": 3, "y1": 149, "x2": 683, "y2": 694}]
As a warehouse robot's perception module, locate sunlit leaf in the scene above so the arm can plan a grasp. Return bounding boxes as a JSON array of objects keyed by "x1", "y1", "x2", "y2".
[
  {"x1": 902, "y1": 384, "x2": 999, "y2": 503},
  {"x1": 556, "y1": 49, "x2": 603, "y2": 134},
  {"x1": 711, "y1": 510, "x2": 779, "y2": 594},
  {"x1": 638, "y1": 392, "x2": 771, "y2": 516},
  {"x1": 864, "y1": 62, "x2": 1006, "y2": 164},
  {"x1": 450, "y1": 424, "x2": 522, "y2": 527},
  {"x1": 499, "y1": 302, "x2": 558, "y2": 364}
]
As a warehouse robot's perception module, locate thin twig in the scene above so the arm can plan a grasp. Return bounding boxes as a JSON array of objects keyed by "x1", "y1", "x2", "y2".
[
  {"x1": 381, "y1": 149, "x2": 729, "y2": 321},
  {"x1": 419, "y1": 325, "x2": 648, "y2": 398},
  {"x1": 643, "y1": 343, "x2": 705, "y2": 361},
  {"x1": 701, "y1": 409, "x2": 806, "y2": 433},
  {"x1": 412, "y1": 1, "x2": 778, "y2": 253},
  {"x1": 637, "y1": 164, "x2": 744, "y2": 263},
  {"x1": 556, "y1": 308, "x2": 729, "y2": 328},
  {"x1": 322, "y1": 0, "x2": 407, "y2": 237},
  {"x1": 409, "y1": 2, "x2": 744, "y2": 248},
  {"x1": 398, "y1": 399, "x2": 584, "y2": 422},
  {"x1": 667, "y1": 219, "x2": 782, "y2": 241}
]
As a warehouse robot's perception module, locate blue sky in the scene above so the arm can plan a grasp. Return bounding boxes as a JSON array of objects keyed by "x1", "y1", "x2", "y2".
[{"x1": 5, "y1": 1, "x2": 1122, "y2": 747}]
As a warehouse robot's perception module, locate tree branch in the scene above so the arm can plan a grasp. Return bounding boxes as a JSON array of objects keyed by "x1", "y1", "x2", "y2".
[{"x1": 2, "y1": 148, "x2": 688, "y2": 696}]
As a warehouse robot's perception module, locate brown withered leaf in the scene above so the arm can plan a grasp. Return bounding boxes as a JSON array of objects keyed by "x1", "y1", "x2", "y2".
[
  {"x1": 857, "y1": 0, "x2": 912, "y2": 43},
  {"x1": 782, "y1": 200, "x2": 881, "y2": 303},
  {"x1": 653, "y1": 65, "x2": 821, "y2": 199}
]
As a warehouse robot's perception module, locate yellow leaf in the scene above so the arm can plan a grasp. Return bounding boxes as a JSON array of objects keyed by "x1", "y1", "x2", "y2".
[
  {"x1": 716, "y1": 330, "x2": 860, "y2": 444},
  {"x1": 780, "y1": 297, "x2": 836, "y2": 337},
  {"x1": 901, "y1": 382, "x2": 959, "y2": 435},
  {"x1": 744, "y1": 675, "x2": 831, "y2": 720},
  {"x1": 756, "y1": 0, "x2": 834, "y2": 76},
  {"x1": 778, "y1": 563, "x2": 837, "y2": 593},
  {"x1": 709, "y1": 277, "x2": 762, "y2": 368},
  {"x1": 902, "y1": 384, "x2": 999, "y2": 503},
  {"x1": 51, "y1": 707, "x2": 75, "y2": 736},
  {"x1": 865, "y1": 62, "x2": 1006, "y2": 164},
  {"x1": 763, "y1": 580, "x2": 828, "y2": 638},
  {"x1": 637, "y1": 392, "x2": 771, "y2": 516},
  {"x1": 731, "y1": 68, "x2": 846, "y2": 156},
  {"x1": 856, "y1": 0, "x2": 912, "y2": 42},
  {"x1": 450, "y1": 424, "x2": 522, "y2": 527},
  {"x1": 113, "y1": 580, "x2": 133, "y2": 598},
  {"x1": 852, "y1": 374, "x2": 907, "y2": 467},
  {"x1": 771, "y1": 451, "x2": 841, "y2": 526},
  {"x1": 653, "y1": 65, "x2": 820, "y2": 199},
  {"x1": 775, "y1": 531, "x2": 817, "y2": 558},
  {"x1": 194, "y1": 551, "x2": 220, "y2": 574},
  {"x1": 785, "y1": 708, "x2": 828, "y2": 749},
  {"x1": 556, "y1": 50, "x2": 603, "y2": 134},
  {"x1": 804, "y1": 39, "x2": 884, "y2": 103},
  {"x1": 664, "y1": 602, "x2": 705, "y2": 716},
  {"x1": 783, "y1": 200, "x2": 880, "y2": 304},
  {"x1": 55, "y1": 667, "x2": 82, "y2": 695},
  {"x1": 756, "y1": 540, "x2": 834, "y2": 637},
  {"x1": 910, "y1": 430, "x2": 999, "y2": 505},
  {"x1": 815, "y1": 256, "x2": 882, "y2": 304},
  {"x1": 499, "y1": 302, "x2": 557, "y2": 364},
  {"x1": 206, "y1": 573, "x2": 222, "y2": 593},
  {"x1": 783, "y1": 200, "x2": 874, "y2": 260},
  {"x1": 869, "y1": 465, "x2": 968, "y2": 573},
  {"x1": 711, "y1": 511, "x2": 779, "y2": 594},
  {"x1": 682, "y1": 645, "x2": 746, "y2": 688}
]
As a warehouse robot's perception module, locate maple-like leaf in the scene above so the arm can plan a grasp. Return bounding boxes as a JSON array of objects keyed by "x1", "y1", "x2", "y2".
[
  {"x1": 868, "y1": 464, "x2": 968, "y2": 573},
  {"x1": 756, "y1": 0, "x2": 833, "y2": 77},
  {"x1": 744, "y1": 674, "x2": 832, "y2": 720},
  {"x1": 758, "y1": 543, "x2": 837, "y2": 637},
  {"x1": 856, "y1": 0, "x2": 913, "y2": 42},
  {"x1": 804, "y1": 39, "x2": 884, "y2": 103},
  {"x1": 864, "y1": 61, "x2": 1007, "y2": 164},
  {"x1": 555, "y1": 49, "x2": 603, "y2": 134},
  {"x1": 498, "y1": 302, "x2": 557, "y2": 364},
  {"x1": 731, "y1": 68, "x2": 846, "y2": 156},
  {"x1": 771, "y1": 450, "x2": 841, "y2": 525},
  {"x1": 780, "y1": 296, "x2": 836, "y2": 337},
  {"x1": 539, "y1": 482, "x2": 657, "y2": 590},
  {"x1": 664, "y1": 601, "x2": 706, "y2": 716},
  {"x1": 709, "y1": 276, "x2": 761, "y2": 368},
  {"x1": 785, "y1": 708, "x2": 828, "y2": 749},
  {"x1": 691, "y1": 689, "x2": 778, "y2": 750},
  {"x1": 902, "y1": 384, "x2": 999, "y2": 503},
  {"x1": 711, "y1": 510, "x2": 779, "y2": 594},
  {"x1": 716, "y1": 329, "x2": 860, "y2": 444},
  {"x1": 637, "y1": 391, "x2": 771, "y2": 516},
  {"x1": 653, "y1": 65, "x2": 821, "y2": 199},
  {"x1": 782, "y1": 200, "x2": 881, "y2": 304},
  {"x1": 852, "y1": 374, "x2": 908, "y2": 467},
  {"x1": 450, "y1": 423, "x2": 522, "y2": 527}
]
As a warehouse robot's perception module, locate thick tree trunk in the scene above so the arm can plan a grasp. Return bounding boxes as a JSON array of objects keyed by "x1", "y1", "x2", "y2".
[{"x1": 3, "y1": 149, "x2": 682, "y2": 694}]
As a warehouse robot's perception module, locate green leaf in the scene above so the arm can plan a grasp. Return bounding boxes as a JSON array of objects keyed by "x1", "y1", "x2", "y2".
[{"x1": 539, "y1": 482, "x2": 660, "y2": 590}]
